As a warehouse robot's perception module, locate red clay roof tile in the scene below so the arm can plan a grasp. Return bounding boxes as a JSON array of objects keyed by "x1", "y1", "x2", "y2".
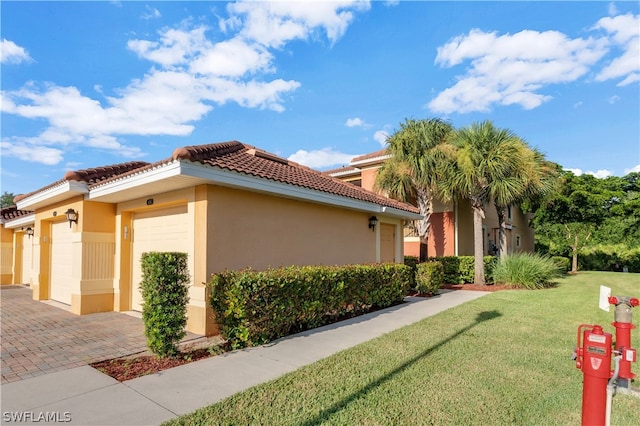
[{"x1": 1, "y1": 206, "x2": 34, "y2": 222}]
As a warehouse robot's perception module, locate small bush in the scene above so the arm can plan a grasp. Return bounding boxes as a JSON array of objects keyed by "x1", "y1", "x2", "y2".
[
  {"x1": 493, "y1": 253, "x2": 561, "y2": 289},
  {"x1": 415, "y1": 261, "x2": 444, "y2": 295},
  {"x1": 551, "y1": 256, "x2": 570, "y2": 273},
  {"x1": 140, "y1": 252, "x2": 190, "y2": 358},
  {"x1": 429, "y1": 256, "x2": 496, "y2": 284}
]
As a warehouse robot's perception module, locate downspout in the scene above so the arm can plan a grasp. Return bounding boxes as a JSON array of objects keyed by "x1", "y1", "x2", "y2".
[{"x1": 454, "y1": 199, "x2": 459, "y2": 256}]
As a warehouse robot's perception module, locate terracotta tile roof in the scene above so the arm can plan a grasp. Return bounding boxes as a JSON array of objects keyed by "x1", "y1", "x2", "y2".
[
  {"x1": 63, "y1": 161, "x2": 150, "y2": 185},
  {"x1": 1, "y1": 206, "x2": 34, "y2": 222},
  {"x1": 18, "y1": 142, "x2": 417, "y2": 215},
  {"x1": 351, "y1": 148, "x2": 389, "y2": 164},
  {"x1": 14, "y1": 161, "x2": 150, "y2": 203},
  {"x1": 172, "y1": 141, "x2": 417, "y2": 213}
]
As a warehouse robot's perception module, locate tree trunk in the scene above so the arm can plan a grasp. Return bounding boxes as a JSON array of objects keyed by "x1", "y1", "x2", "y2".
[
  {"x1": 416, "y1": 187, "x2": 432, "y2": 263},
  {"x1": 496, "y1": 205, "x2": 507, "y2": 260},
  {"x1": 473, "y1": 204, "x2": 486, "y2": 285},
  {"x1": 419, "y1": 239, "x2": 428, "y2": 263},
  {"x1": 571, "y1": 235, "x2": 578, "y2": 273}
]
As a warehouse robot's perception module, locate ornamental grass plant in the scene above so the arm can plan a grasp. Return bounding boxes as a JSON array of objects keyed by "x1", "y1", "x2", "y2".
[{"x1": 492, "y1": 252, "x2": 562, "y2": 289}]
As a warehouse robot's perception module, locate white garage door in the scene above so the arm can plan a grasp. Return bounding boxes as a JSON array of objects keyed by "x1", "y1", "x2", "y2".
[
  {"x1": 20, "y1": 233, "x2": 33, "y2": 285},
  {"x1": 50, "y1": 221, "x2": 73, "y2": 304},
  {"x1": 131, "y1": 205, "x2": 189, "y2": 311}
]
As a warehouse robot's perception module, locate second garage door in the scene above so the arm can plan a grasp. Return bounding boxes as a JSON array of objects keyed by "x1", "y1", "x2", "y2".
[
  {"x1": 50, "y1": 221, "x2": 73, "y2": 304},
  {"x1": 20, "y1": 233, "x2": 33, "y2": 285},
  {"x1": 131, "y1": 205, "x2": 190, "y2": 311}
]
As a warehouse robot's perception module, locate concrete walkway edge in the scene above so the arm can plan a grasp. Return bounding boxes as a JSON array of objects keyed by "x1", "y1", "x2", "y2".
[{"x1": 1, "y1": 290, "x2": 489, "y2": 425}]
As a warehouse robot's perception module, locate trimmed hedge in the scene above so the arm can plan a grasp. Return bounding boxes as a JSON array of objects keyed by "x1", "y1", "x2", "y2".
[
  {"x1": 140, "y1": 252, "x2": 190, "y2": 358},
  {"x1": 579, "y1": 245, "x2": 640, "y2": 273},
  {"x1": 428, "y1": 256, "x2": 497, "y2": 284},
  {"x1": 415, "y1": 261, "x2": 444, "y2": 295},
  {"x1": 209, "y1": 263, "x2": 411, "y2": 349}
]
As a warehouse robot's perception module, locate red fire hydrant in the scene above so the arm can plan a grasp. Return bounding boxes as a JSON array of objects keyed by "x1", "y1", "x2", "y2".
[
  {"x1": 608, "y1": 295, "x2": 639, "y2": 388},
  {"x1": 574, "y1": 324, "x2": 612, "y2": 426}
]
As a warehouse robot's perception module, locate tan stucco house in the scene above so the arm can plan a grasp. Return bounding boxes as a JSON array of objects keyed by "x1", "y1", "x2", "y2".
[
  {"x1": 327, "y1": 149, "x2": 535, "y2": 258},
  {"x1": 3, "y1": 141, "x2": 420, "y2": 336}
]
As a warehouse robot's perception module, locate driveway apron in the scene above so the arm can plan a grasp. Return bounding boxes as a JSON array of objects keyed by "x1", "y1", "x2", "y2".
[{"x1": 2, "y1": 286, "x2": 169, "y2": 384}]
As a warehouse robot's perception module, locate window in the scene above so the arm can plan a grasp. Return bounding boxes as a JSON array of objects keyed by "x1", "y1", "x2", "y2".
[
  {"x1": 516, "y1": 235, "x2": 521, "y2": 248},
  {"x1": 507, "y1": 205, "x2": 512, "y2": 220}
]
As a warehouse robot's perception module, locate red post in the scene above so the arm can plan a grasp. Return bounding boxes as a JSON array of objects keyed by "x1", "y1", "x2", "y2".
[
  {"x1": 575, "y1": 324, "x2": 612, "y2": 426},
  {"x1": 608, "y1": 296, "x2": 639, "y2": 383}
]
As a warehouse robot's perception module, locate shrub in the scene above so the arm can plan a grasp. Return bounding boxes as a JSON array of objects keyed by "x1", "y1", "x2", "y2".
[
  {"x1": 210, "y1": 263, "x2": 411, "y2": 349},
  {"x1": 551, "y1": 256, "x2": 570, "y2": 273},
  {"x1": 492, "y1": 253, "x2": 561, "y2": 289},
  {"x1": 140, "y1": 252, "x2": 190, "y2": 358},
  {"x1": 428, "y1": 256, "x2": 496, "y2": 284},
  {"x1": 415, "y1": 261, "x2": 444, "y2": 295},
  {"x1": 579, "y1": 245, "x2": 640, "y2": 273}
]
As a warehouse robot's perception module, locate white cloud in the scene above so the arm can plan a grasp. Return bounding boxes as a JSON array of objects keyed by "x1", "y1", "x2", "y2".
[
  {"x1": 429, "y1": 28, "x2": 608, "y2": 113},
  {"x1": 225, "y1": 0, "x2": 371, "y2": 48},
  {"x1": 141, "y1": 5, "x2": 161, "y2": 20},
  {"x1": 565, "y1": 168, "x2": 583, "y2": 176},
  {"x1": 345, "y1": 117, "x2": 366, "y2": 127},
  {"x1": 593, "y1": 13, "x2": 640, "y2": 86},
  {"x1": 3, "y1": 2, "x2": 368, "y2": 165},
  {"x1": 608, "y1": 95, "x2": 620, "y2": 104},
  {"x1": 624, "y1": 164, "x2": 640, "y2": 174},
  {"x1": 288, "y1": 147, "x2": 359, "y2": 169},
  {"x1": 1, "y1": 39, "x2": 32, "y2": 64},
  {"x1": 587, "y1": 169, "x2": 614, "y2": 178},
  {"x1": 374, "y1": 130, "x2": 389, "y2": 146},
  {"x1": 1, "y1": 140, "x2": 64, "y2": 165}
]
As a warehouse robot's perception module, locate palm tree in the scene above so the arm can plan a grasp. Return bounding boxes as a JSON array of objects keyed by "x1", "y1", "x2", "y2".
[
  {"x1": 493, "y1": 147, "x2": 559, "y2": 260},
  {"x1": 441, "y1": 120, "x2": 533, "y2": 284},
  {"x1": 375, "y1": 118, "x2": 455, "y2": 262}
]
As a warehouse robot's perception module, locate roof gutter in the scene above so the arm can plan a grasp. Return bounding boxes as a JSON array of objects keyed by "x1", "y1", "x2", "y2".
[
  {"x1": 2, "y1": 213, "x2": 36, "y2": 229},
  {"x1": 16, "y1": 181, "x2": 89, "y2": 210}
]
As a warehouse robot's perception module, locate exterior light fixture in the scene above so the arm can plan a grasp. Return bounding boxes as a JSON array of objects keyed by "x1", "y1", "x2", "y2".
[
  {"x1": 65, "y1": 208, "x2": 78, "y2": 228},
  {"x1": 26, "y1": 227, "x2": 34, "y2": 238},
  {"x1": 368, "y1": 216, "x2": 378, "y2": 231}
]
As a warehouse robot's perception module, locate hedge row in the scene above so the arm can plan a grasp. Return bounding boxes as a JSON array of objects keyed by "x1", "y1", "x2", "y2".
[
  {"x1": 209, "y1": 264, "x2": 411, "y2": 349},
  {"x1": 405, "y1": 256, "x2": 497, "y2": 284},
  {"x1": 579, "y1": 245, "x2": 640, "y2": 273}
]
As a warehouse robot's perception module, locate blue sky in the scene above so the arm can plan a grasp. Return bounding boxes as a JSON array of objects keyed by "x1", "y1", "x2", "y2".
[{"x1": 1, "y1": 1, "x2": 639, "y2": 197}]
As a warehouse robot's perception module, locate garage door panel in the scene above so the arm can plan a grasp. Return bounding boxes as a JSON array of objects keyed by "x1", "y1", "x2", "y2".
[
  {"x1": 131, "y1": 205, "x2": 189, "y2": 311},
  {"x1": 21, "y1": 233, "x2": 33, "y2": 285},
  {"x1": 51, "y1": 221, "x2": 73, "y2": 304}
]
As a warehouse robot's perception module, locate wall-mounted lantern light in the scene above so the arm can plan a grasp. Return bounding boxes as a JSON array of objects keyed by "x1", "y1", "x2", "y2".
[
  {"x1": 26, "y1": 227, "x2": 34, "y2": 239},
  {"x1": 65, "y1": 208, "x2": 78, "y2": 228},
  {"x1": 368, "y1": 216, "x2": 378, "y2": 231}
]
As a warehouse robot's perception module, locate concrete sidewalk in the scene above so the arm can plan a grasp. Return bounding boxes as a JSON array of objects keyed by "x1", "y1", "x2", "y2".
[{"x1": 0, "y1": 290, "x2": 489, "y2": 425}]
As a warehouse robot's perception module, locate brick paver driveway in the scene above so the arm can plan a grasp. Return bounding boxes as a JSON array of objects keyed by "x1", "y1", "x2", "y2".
[{"x1": 2, "y1": 286, "x2": 152, "y2": 384}]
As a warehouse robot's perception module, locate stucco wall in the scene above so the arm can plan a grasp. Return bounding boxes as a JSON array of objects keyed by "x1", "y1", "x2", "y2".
[
  {"x1": 206, "y1": 185, "x2": 378, "y2": 272},
  {"x1": 1, "y1": 226, "x2": 14, "y2": 284}
]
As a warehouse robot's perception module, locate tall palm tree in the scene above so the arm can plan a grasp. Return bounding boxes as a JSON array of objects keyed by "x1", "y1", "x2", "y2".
[
  {"x1": 493, "y1": 147, "x2": 558, "y2": 260},
  {"x1": 441, "y1": 120, "x2": 533, "y2": 284},
  {"x1": 375, "y1": 118, "x2": 455, "y2": 262}
]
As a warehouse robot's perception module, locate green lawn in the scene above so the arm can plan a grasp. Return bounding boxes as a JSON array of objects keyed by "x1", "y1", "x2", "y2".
[{"x1": 166, "y1": 272, "x2": 640, "y2": 425}]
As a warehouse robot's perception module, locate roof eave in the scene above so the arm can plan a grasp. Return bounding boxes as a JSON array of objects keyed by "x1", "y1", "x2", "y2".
[
  {"x1": 89, "y1": 160, "x2": 419, "y2": 218},
  {"x1": 16, "y1": 181, "x2": 89, "y2": 210},
  {"x1": 3, "y1": 213, "x2": 36, "y2": 229}
]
